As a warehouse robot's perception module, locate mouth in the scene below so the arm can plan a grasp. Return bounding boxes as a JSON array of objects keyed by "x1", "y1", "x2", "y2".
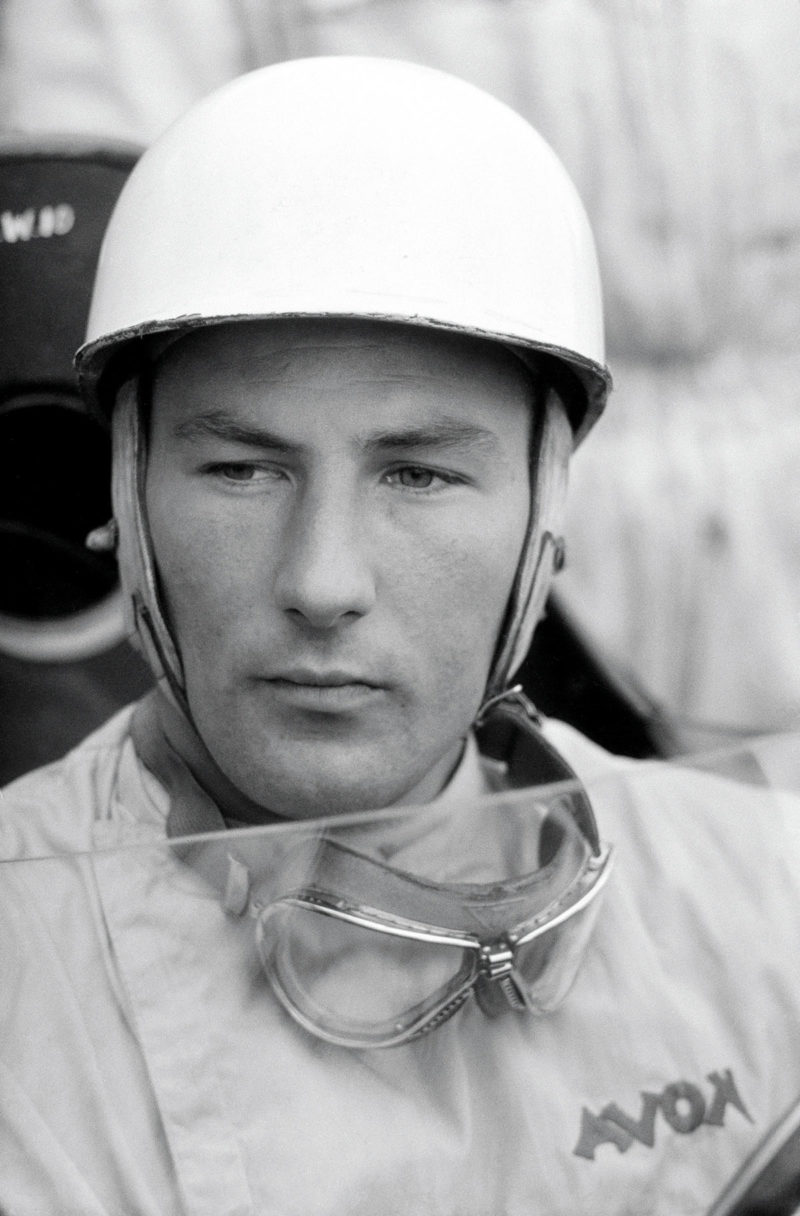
[
  {"x1": 264, "y1": 669, "x2": 384, "y2": 711},
  {"x1": 270, "y1": 668, "x2": 381, "y2": 688}
]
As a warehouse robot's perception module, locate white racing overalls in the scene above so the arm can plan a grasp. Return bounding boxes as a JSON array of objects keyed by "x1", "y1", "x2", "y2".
[{"x1": 2, "y1": 703, "x2": 800, "y2": 1216}]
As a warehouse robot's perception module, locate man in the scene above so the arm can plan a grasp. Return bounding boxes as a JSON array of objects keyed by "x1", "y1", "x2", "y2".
[{"x1": 2, "y1": 57, "x2": 800, "y2": 1216}]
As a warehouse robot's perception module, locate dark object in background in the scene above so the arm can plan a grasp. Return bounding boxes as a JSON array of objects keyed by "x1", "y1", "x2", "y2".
[
  {"x1": 1, "y1": 392, "x2": 117, "y2": 619},
  {"x1": 520, "y1": 595, "x2": 679, "y2": 759},
  {"x1": 0, "y1": 643, "x2": 149, "y2": 787},
  {"x1": 0, "y1": 140, "x2": 151, "y2": 785},
  {"x1": 0, "y1": 139, "x2": 139, "y2": 387},
  {"x1": 0, "y1": 139, "x2": 139, "y2": 630}
]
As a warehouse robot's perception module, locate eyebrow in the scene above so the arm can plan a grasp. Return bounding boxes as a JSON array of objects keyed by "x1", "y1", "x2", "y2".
[
  {"x1": 361, "y1": 418, "x2": 500, "y2": 456},
  {"x1": 172, "y1": 411, "x2": 501, "y2": 456},
  {"x1": 173, "y1": 413, "x2": 294, "y2": 451}
]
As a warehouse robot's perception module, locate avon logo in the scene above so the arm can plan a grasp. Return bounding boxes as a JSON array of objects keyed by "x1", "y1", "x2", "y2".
[{"x1": 574, "y1": 1069, "x2": 752, "y2": 1161}]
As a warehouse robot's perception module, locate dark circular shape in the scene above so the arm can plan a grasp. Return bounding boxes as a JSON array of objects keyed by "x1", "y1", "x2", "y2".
[{"x1": 0, "y1": 392, "x2": 117, "y2": 619}]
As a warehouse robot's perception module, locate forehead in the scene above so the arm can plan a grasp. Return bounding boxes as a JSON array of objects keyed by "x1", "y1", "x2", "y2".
[{"x1": 148, "y1": 319, "x2": 534, "y2": 419}]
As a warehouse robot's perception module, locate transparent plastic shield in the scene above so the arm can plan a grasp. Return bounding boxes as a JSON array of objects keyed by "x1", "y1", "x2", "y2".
[{"x1": 2, "y1": 737, "x2": 800, "y2": 1215}]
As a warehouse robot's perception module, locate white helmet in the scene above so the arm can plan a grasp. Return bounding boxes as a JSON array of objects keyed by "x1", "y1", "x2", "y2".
[{"x1": 77, "y1": 56, "x2": 611, "y2": 703}]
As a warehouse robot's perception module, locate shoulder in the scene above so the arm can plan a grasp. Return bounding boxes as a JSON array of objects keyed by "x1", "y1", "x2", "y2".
[
  {"x1": 542, "y1": 716, "x2": 800, "y2": 892},
  {"x1": 0, "y1": 703, "x2": 143, "y2": 854}
]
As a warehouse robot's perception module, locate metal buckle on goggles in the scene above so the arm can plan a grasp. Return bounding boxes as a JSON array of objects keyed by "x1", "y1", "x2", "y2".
[{"x1": 251, "y1": 819, "x2": 613, "y2": 1051}]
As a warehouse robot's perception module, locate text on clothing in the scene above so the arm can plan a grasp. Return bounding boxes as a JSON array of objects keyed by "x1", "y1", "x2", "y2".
[{"x1": 574, "y1": 1069, "x2": 752, "y2": 1161}]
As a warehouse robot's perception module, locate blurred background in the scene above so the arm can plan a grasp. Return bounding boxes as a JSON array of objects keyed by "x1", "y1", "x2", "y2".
[{"x1": 1, "y1": 0, "x2": 798, "y2": 782}]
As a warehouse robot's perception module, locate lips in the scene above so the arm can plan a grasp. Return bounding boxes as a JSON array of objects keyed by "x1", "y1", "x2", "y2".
[
  {"x1": 262, "y1": 668, "x2": 384, "y2": 712},
  {"x1": 269, "y1": 668, "x2": 380, "y2": 689}
]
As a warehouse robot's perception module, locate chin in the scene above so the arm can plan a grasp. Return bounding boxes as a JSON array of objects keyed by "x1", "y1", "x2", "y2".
[
  {"x1": 229, "y1": 745, "x2": 405, "y2": 820},
  {"x1": 213, "y1": 707, "x2": 462, "y2": 820},
  {"x1": 256, "y1": 776, "x2": 401, "y2": 821}
]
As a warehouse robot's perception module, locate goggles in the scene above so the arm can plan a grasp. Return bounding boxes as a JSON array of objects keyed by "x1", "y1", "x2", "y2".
[
  {"x1": 139, "y1": 689, "x2": 614, "y2": 1050},
  {"x1": 247, "y1": 790, "x2": 613, "y2": 1050}
]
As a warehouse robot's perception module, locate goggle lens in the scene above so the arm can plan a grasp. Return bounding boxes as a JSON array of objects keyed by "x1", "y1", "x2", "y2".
[
  {"x1": 257, "y1": 900, "x2": 475, "y2": 1048},
  {"x1": 506, "y1": 856, "x2": 613, "y2": 1012}
]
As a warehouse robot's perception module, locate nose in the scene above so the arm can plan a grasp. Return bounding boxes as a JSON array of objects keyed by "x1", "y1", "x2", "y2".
[{"x1": 273, "y1": 483, "x2": 377, "y2": 629}]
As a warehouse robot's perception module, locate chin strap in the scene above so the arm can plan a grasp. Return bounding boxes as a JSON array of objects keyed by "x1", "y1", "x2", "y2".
[
  {"x1": 485, "y1": 386, "x2": 572, "y2": 699},
  {"x1": 111, "y1": 377, "x2": 187, "y2": 709}
]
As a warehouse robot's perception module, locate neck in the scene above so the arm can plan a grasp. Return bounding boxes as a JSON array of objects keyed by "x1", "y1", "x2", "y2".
[{"x1": 133, "y1": 689, "x2": 283, "y2": 832}]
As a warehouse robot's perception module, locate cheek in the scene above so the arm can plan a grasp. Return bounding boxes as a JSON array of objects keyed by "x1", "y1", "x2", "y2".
[
  {"x1": 145, "y1": 474, "x2": 245, "y2": 645},
  {"x1": 395, "y1": 497, "x2": 528, "y2": 669},
  {"x1": 455, "y1": 482, "x2": 529, "y2": 600}
]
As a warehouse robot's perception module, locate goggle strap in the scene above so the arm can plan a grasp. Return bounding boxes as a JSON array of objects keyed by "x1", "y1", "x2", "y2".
[
  {"x1": 475, "y1": 972, "x2": 528, "y2": 1018},
  {"x1": 475, "y1": 694, "x2": 601, "y2": 854}
]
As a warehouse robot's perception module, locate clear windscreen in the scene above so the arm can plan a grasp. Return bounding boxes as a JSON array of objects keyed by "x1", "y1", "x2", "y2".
[{"x1": 2, "y1": 734, "x2": 800, "y2": 1215}]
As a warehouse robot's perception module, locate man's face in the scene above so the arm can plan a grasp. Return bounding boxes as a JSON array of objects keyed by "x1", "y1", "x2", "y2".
[{"x1": 145, "y1": 320, "x2": 532, "y2": 819}]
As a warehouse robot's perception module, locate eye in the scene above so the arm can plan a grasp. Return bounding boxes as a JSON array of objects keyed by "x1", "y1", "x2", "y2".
[
  {"x1": 385, "y1": 465, "x2": 457, "y2": 491},
  {"x1": 218, "y1": 463, "x2": 259, "y2": 482},
  {"x1": 395, "y1": 466, "x2": 435, "y2": 489},
  {"x1": 204, "y1": 461, "x2": 283, "y2": 485}
]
